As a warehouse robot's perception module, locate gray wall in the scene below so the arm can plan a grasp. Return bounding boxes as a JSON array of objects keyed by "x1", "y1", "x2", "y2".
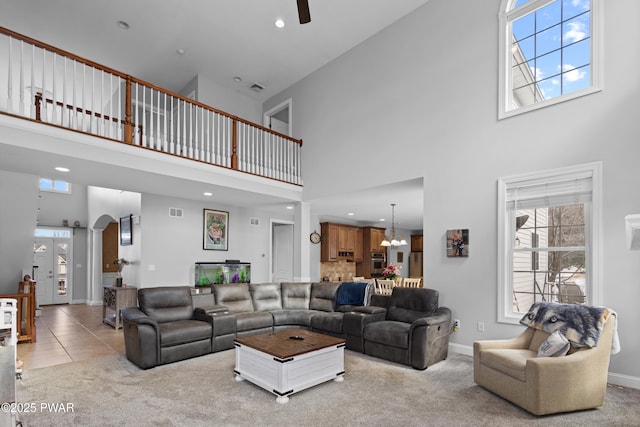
[
  {"x1": 139, "y1": 193, "x2": 293, "y2": 287},
  {"x1": 265, "y1": 0, "x2": 640, "y2": 381},
  {"x1": 0, "y1": 170, "x2": 39, "y2": 293},
  {"x1": 0, "y1": 170, "x2": 88, "y2": 301}
]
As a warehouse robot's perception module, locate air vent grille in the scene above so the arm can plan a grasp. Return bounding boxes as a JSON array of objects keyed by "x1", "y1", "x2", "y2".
[
  {"x1": 169, "y1": 208, "x2": 184, "y2": 218},
  {"x1": 249, "y1": 83, "x2": 265, "y2": 92},
  {"x1": 250, "y1": 217, "x2": 260, "y2": 226}
]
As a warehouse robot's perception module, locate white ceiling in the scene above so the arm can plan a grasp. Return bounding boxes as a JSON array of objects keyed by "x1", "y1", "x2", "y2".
[
  {"x1": 0, "y1": 0, "x2": 428, "y2": 230},
  {"x1": 1, "y1": 0, "x2": 430, "y2": 101}
]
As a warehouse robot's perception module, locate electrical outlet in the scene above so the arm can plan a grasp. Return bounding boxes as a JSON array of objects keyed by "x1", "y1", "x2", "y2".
[
  {"x1": 453, "y1": 319, "x2": 460, "y2": 332},
  {"x1": 477, "y1": 321, "x2": 485, "y2": 332}
]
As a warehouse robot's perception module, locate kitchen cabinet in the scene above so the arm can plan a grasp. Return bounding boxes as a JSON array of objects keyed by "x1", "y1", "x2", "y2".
[
  {"x1": 354, "y1": 227, "x2": 363, "y2": 262},
  {"x1": 320, "y1": 223, "x2": 362, "y2": 262},
  {"x1": 363, "y1": 226, "x2": 387, "y2": 253},
  {"x1": 320, "y1": 222, "x2": 339, "y2": 262},
  {"x1": 411, "y1": 235, "x2": 423, "y2": 252}
]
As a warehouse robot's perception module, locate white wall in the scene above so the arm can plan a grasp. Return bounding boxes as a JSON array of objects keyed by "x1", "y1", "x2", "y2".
[
  {"x1": 139, "y1": 193, "x2": 294, "y2": 287},
  {"x1": 265, "y1": 0, "x2": 640, "y2": 382},
  {"x1": 181, "y1": 75, "x2": 263, "y2": 123},
  {"x1": 0, "y1": 170, "x2": 38, "y2": 293}
]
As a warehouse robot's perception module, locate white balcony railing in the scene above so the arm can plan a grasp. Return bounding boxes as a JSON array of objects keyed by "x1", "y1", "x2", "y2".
[{"x1": 0, "y1": 27, "x2": 303, "y2": 186}]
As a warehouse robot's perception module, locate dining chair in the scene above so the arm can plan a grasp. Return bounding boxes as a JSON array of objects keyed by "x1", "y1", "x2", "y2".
[
  {"x1": 374, "y1": 279, "x2": 395, "y2": 295},
  {"x1": 400, "y1": 277, "x2": 422, "y2": 288}
]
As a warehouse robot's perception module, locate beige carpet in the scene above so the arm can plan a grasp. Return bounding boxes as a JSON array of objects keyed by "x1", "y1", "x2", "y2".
[{"x1": 15, "y1": 350, "x2": 640, "y2": 426}]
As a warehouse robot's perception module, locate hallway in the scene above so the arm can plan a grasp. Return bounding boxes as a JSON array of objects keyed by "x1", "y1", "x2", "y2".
[{"x1": 17, "y1": 304, "x2": 125, "y2": 370}]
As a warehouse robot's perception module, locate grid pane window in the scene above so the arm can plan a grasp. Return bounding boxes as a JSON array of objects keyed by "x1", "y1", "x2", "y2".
[
  {"x1": 502, "y1": 0, "x2": 597, "y2": 116},
  {"x1": 512, "y1": 204, "x2": 586, "y2": 312}
]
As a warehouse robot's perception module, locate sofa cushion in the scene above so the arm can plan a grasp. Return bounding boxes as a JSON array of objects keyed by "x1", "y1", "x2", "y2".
[
  {"x1": 310, "y1": 312, "x2": 344, "y2": 334},
  {"x1": 235, "y1": 311, "x2": 273, "y2": 332},
  {"x1": 387, "y1": 288, "x2": 439, "y2": 323},
  {"x1": 364, "y1": 321, "x2": 411, "y2": 349},
  {"x1": 310, "y1": 282, "x2": 340, "y2": 312},
  {"x1": 139, "y1": 286, "x2": 194, "y2": 323},
  {"x1": 281, "y1": 282, "x2": 311, "y2": 309},
  {"x1": 250, "y1": 283, "x2": 282, "y2": 311},
  {"x1": 480, "y1": 348, "x2": 536, "y2": 382},
  {"x1": 538, "y1": 331, "x2": 570, "y2": 357},
  {"x1": 158, "y1": 319, "x2": 212, "y2": 347},
  {"x1": 214, "y1": 283, "x2": 254, "y2": 313},
  {"x1": 271, "y1": 309, "x2": 317, "y2": 327}
]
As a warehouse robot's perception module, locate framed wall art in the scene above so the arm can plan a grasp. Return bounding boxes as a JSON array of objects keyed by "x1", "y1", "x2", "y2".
[
  {"x1": 203, "y1": 209, "x2": 229, "y2": 251},
  {"x1": 120, "y1": 214, "x2": 133, "y2": 246},
  {"x1": 446, "y1": 229, "x2": 469, "y2": 257}
]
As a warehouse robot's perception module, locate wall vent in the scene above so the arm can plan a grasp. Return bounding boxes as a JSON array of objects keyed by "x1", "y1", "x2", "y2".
[
  {"x1": 169, "y1": 207, "x2": 184, "y2": 218},
  {"x1": 250, "y1": 217, "x2": 260, "y2": 226},
  {"x1": 249, "y1": 82, "x2": 265, "y2": 92}
]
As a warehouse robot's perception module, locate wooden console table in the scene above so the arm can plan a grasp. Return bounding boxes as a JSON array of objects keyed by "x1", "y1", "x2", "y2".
[{"x1": 103, "y1": 285, "x2": 137, "y2": 329}]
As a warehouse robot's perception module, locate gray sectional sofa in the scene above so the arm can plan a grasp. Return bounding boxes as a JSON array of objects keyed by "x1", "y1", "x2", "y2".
[{"x1": 121, "y1": 281, "x2": 451, "y2": 371}]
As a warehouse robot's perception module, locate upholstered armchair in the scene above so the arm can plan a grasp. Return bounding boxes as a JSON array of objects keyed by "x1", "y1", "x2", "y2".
[
  {"x1": 122, "y1": 286, "x2": 213, "y2": 369},
  {"x1": 362, "y1": 287, "x2": 451, "y2": 370},
  {"x1": 473, "y1": 308, "x2": 616, "y2": 415}
]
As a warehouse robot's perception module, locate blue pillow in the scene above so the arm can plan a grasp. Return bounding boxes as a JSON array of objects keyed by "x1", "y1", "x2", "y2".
[{"x1": 336, "y1": 282, "x2": 368, "y2": 305}]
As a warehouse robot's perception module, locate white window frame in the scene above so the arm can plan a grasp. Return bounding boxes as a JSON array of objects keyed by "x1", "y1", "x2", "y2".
[
  {"x1": 39, "y1": 177, "x2": 72, "y2": 194},
  {"x1": 497, "y1": 162, "x2": 602, "y2": 324},
  {"x1": 498, "y1": 0, "x2": 603, "y2": 119}
]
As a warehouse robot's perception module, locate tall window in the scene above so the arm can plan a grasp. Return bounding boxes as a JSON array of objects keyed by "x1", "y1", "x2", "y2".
[
  {"x1": 499, "y1": 0, "x2": 602, "y2": 118},
  {"x1": 497, "y1": 162, "x2": 602, "y2": 323}
]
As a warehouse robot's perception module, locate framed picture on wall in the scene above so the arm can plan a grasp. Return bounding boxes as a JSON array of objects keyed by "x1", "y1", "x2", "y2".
[
  {"x1": 120, "y1": 214, "x2": 133, "y2": 246},
  {"x1": 446, "y1": 229, "x2": 469, "y2": 257},
  {"x1": 203, "y1": 209, "x2": 229, "y2": 250}
]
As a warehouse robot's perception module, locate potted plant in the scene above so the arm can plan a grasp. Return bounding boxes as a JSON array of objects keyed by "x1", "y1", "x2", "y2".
[{"x1": 114, "y1": 258, "x2": 129, "y2": 287}]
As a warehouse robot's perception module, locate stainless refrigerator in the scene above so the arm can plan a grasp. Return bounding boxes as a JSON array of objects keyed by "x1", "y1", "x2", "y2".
[{"x1": 409, "y1": 252, "x2": 423, "y2": 278}]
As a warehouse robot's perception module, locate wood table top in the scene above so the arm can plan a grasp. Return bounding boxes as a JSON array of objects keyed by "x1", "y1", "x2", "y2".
[{"x1": 234, "y1": 328, "x2": 345, "y2": 360}]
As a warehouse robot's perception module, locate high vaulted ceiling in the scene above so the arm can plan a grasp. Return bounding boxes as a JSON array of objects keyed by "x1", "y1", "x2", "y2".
[
  {"x1": 1, "y1": 0, "x2": 428, "y2": 230},
  {"x1": 2, "y1": 0, "x2": 430, "y2": 101}
]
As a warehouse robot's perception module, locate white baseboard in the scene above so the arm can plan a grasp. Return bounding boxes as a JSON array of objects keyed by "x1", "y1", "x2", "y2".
[
  {"x1": 449, "y1": 342, "x2": 473, "y2": 357},
  {"x1": 450, "y1": 343, "x2": 640, "y2": 390},
  {"x1": 87, "y1": 299, "x2": 103, "y2": 307}
]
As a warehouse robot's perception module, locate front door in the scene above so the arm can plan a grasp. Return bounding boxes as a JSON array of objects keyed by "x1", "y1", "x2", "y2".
[{"x1": 34, "y1": 237, "x2": 72, "y2": 305}]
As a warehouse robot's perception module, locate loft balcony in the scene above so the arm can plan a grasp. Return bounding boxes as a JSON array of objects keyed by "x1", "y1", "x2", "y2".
[{"x1": 0, "y1": 27, "x2": 303, "y2": 187}]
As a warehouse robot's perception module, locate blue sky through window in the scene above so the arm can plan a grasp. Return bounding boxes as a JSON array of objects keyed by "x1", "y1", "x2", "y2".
[{"x1": 511, "y1": 0, "x2": 591, "y2": 101}]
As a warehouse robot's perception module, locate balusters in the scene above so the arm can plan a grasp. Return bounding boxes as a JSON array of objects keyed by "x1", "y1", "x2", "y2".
[{"x1": 163, "y1": 92, "x2": 167, "y2": 152}]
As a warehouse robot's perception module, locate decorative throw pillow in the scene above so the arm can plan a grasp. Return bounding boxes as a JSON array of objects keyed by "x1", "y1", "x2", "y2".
[{"x1": 538, "y1": 331, "x2": 570, "y2": 357}]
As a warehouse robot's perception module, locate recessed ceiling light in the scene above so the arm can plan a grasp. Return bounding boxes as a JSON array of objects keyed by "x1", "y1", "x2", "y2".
[
  {"x1": 275, "y1": 18, "x2": 285, "y2": 28},
  {"x1": 233, "y1": 76, "x2": 242, "y2": 83},
  {"x1": 55, "y1": 167, "x2": 70, "y2": 172},
  {"x1": 347, "y1": 212, "x2": 354, "y2": 216},
  {"x1": 117, "y1": 21, "x2": 130, "y2": 30},
  {"x1": 203, "y1": 192, "x2": 212, "y2": 196},
  {"x1": 286, "y1": 206, "x2": 294, "y2": 210},
  {"x1": 176, "y1": 48, "x2": 185, "y2": 55},
  {"x1": 379, "y1": 218, "x2": 386, "y2": 222}
]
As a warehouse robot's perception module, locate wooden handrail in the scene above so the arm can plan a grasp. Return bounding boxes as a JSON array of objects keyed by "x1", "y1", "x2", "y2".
[
  {"x1": 1, "y1": 25, "x2": 304, "y2": 185},
  {"x1": 34, "y1": 93, "x2": 144, "y2": 145},
  {"x1": 1, "y1": 26, "x2": 303, "y2": 146},
  {"x1": 1, "y1": 284, "x2": 36, "y2": 343}
]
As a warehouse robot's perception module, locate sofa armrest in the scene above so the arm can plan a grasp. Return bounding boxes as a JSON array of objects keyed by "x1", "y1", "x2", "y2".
[
  {"x1": 350, "y1": 305, "x2": 386, "y2": 315},
  {"x1": 121, "y1": 307, "x2": 160, "y2": 369},
  {"x1": 344, "y1": 310, "x2": 387, "y2": 352},
  {"x1": 408, "y1": 307, "x2": 452, "y2": 370},
  {"x1": 194, "y1": 305, "x2": 229, "y2": 315}
]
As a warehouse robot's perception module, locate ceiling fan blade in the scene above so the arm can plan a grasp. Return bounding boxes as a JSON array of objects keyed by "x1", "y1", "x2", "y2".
[{"x1": 297, "y1": 0, "x2": 311, "y2": 24}]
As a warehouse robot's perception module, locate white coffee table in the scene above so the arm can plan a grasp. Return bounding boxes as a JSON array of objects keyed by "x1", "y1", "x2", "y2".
[{"x1": 234, "y1": 328, "x2": 345, "y2": 403}]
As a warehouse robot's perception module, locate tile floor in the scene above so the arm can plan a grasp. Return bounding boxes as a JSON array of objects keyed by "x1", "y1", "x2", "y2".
[{"x1": 17, "y1": 304, "x2": 125, "y2": 370}]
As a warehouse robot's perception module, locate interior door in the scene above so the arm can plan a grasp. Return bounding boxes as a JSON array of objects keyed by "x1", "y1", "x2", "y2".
[
  {"x1": 33, "y1": 238, "x2": 54, "y2": 305},
  {"x1": 272, "y1": 223, "x2": 294, "y2": 282}
]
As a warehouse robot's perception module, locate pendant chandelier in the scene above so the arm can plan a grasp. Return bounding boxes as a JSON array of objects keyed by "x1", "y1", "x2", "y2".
[{"x1": 381, "y1": 203, "x2": 407, "y2": 247}]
